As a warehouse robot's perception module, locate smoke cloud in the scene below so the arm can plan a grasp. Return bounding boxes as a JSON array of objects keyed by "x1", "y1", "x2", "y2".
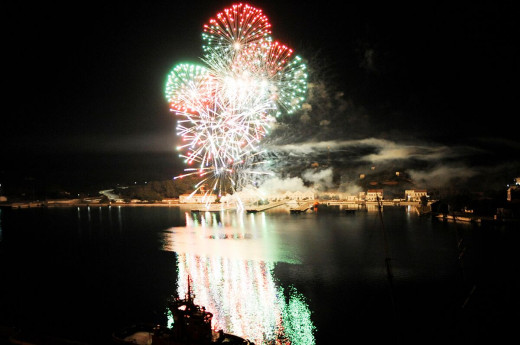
[
  {"x1": 262, "y1": 136, "x2": 514, "y2": 192},
  {"x1": 258, "y1": 176, "x2": 311, "y2": 194},
  {"x1": 408, "y1": 165, "x2": 479, "y2": 189},
  {"x1": 301, "y1": 167, "x2": 334, "y2": 190}
]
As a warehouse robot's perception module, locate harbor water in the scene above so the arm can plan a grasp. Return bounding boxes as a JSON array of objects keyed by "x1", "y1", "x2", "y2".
[{"x1": 0, "y1": 205, "x2": 518, "y2": 344}]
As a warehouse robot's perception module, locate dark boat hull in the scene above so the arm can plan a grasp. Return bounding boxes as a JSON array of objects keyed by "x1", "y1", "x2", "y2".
[{"x1": 113, "y1": 324, "x2": 253, "y2": 345}]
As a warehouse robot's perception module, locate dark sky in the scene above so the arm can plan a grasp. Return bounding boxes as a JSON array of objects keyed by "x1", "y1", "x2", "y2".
[{"x1": 3, "y1": 0, "x2": 519, "y2": 191}]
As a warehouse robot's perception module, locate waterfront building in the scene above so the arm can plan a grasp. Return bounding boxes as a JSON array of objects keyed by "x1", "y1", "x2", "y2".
[
  {"x1": 405, "y1": 189, "x2": 428, "y2": 201},
  {"x1": 366, "y1": 189, "x2": 384, "y2": 201}
]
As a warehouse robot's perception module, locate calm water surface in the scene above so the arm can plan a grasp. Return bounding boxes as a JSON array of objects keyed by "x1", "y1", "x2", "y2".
[{"x1": 0, "y1": 205, "x2": 518, "y2": 344}]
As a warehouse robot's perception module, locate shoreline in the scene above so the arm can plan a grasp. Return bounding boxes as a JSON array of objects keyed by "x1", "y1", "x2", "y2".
[{"x1": 2, "y1": 199, "x2": 426, "y2": 210}]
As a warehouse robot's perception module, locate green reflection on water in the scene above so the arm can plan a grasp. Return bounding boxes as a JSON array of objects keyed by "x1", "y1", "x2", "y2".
[
  {"x1": 279, "y1": 285, "x2": 316, "y2": 345},
  {"x1": 163, "y1": 210, "x2": 315, "y2": 344}
]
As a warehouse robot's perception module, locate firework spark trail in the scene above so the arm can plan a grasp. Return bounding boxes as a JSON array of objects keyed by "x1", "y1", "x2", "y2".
[
  {"x1": 165, "y1": 3, "x2": 308, "y2": 201},
  {"x1": 176, "y1": 101, "x2": 271, "y2": 171},
  {"x1": 168, "y1": 60, "x2": 274, "y2": 171}
]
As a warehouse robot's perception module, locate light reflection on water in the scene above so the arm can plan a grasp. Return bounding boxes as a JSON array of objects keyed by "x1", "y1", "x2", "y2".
[
  {"x1": 3, "y1": 205, "x2": 515, "y2": 344},
  {"x1": 161, "y1": 210, "x2": 316, "y2": 345}
]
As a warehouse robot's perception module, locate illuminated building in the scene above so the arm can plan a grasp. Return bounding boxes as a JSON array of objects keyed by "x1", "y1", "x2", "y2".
[
  {"x1": 404, "y1": 189, "x2": 428, "y2": 202},
  {"x1": 366, "y1": 189, "x2": 384, "y2": 201}
]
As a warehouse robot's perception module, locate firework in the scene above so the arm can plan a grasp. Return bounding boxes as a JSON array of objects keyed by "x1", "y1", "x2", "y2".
[
  {"x1": 165, "y1": 63, "x2": 215, "y2": 113},
  {"x1": 232, "y1": 41, "x2": 308, "y2": 115},
  {"x1": 202, "y1": 3, "x2": 272, "y2": 55},
  {"x1": 166, "y1": 3, "x2": 308, "y2": 201}
]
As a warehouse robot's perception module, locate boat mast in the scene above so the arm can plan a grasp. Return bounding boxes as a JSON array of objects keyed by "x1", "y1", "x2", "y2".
[
  {"x1": 376, "y1": 195, "x2": 402, "y2": 343},
  {"x1": 187, "y1": 274, "x2": 193, "y2": 303}
]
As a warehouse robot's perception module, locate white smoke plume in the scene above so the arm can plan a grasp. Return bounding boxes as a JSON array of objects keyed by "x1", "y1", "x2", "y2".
[
  {"x1": 263, "y1": 137, "x2": 500, "y2": 191},
  {"x1": 258, "y1": 176, "x2": 312, "y2": 194},
  {"x1": 301, "y1": 167, "x2": 334, "y2": 190},
  {"x1": 408, "y1": 165, "x2": 479, "y2": 189}
]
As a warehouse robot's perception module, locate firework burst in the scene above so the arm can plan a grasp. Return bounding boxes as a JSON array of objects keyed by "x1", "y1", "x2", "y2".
[
  {"x1": 202, "y1": 3, "x2": 272, "y2": 55},
  {"x1": 165, "y1": 3, "x2": 308, "y2": 202}
]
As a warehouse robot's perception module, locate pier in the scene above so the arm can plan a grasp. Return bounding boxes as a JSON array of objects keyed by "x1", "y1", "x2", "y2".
[
  {"x1": 245, "y1": 201, "x2": 287, "y2": 213},
  {"x1": 289, "y1": 201, "x2": 315, "y2": 214}
]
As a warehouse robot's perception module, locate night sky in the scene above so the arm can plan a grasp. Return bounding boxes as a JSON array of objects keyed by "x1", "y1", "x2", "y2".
[{"x1": 3, "y1": 1, "x2": 518, "y2": 193}]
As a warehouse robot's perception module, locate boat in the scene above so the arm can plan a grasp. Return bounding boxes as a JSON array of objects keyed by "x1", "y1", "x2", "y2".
[
  {"x1": 113, "y1": 279, "x2": 254, "y2": 345},
  {"x1": 435, "y1": 213, "x2": 481, "y2": 223},
  {"x1": 113, "y1": 324, "x2": 170, "y2": 345},
  {"x1": 289, "y1": 209, "x2": 306, "y2": 214}
]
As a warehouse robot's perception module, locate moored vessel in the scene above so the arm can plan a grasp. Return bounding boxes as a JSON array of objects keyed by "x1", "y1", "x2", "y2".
[{"x1": 113, "y1": 279, "x2": 254, "y2": 345}]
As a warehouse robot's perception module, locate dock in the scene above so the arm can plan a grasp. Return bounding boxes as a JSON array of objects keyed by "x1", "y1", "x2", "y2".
[{"x1": 245, "y1": 201, "x2": 287, "y2": 213}]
